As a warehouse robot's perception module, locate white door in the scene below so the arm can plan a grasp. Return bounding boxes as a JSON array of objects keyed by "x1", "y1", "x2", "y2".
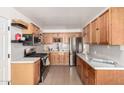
[{"x1": 0, "y1": 17, "x2": 10, "y2": 85}]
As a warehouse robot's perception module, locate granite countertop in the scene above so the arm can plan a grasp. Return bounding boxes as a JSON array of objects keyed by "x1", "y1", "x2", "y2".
[
  {"x1": 76, "y1": 53, "x2": 124, "y2": 70},
  {"x1": 11, "y1": 57, "x2": 40, "y2": 64}
]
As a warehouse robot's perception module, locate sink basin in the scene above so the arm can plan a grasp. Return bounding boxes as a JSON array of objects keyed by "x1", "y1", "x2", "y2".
[
  {"x1": 90, "y1": 60, "x2": 116, "y2": 67},
  {"x1": 89, "y1": 58, "x2": 118, "y2": 67}
]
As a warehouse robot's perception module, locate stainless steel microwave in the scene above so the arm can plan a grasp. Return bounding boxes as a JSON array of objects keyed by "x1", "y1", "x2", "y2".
[{"x1": 22, "y1": 34, "x2": 40, "y2": 46}]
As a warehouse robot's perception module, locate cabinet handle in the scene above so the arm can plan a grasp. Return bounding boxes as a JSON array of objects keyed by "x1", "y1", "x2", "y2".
[{"x1": 96, "y1": 28, "x2": 99, "y2": 30}]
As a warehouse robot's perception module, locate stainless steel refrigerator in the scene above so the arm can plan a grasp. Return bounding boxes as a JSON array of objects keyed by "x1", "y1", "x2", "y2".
[{"x1": 69, "y1": 37, "x2": 83, "y2": 66}]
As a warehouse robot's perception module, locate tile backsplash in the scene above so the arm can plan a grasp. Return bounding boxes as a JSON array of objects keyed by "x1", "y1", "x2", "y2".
[
  {"x1": 89, "y1": 45, "x2": 124, "y2": 66},
  {"x1": 11, "y1": 43, "x2": 33, "y2": 60},
  {"x1": 43, "y1": 43, "x2": 69, "y2": 51},
  {"x1": 11, "y1": 43, "x2": 44, "y2": 61}
]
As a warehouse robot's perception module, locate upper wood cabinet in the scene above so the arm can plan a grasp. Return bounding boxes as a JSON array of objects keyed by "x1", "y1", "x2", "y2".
[
  {"x1": 98, "y1": 10, "x2": 109, "y2": 44},
  {"x1": 83, "y1": 7, "x2": 124, "y2": 45},
  {"x1": 83, "y1": 24, "x2": 91, "y2": 44},
  {"x1": 43, "y1": 32, "x2": 81, "y2": 44},
  {"x1": 109, "y1": 8, "x2": 124, "y2": 45},
  {"x1": 90, "y1": 19, "x2": 99, "y2": 44},
  {"x1": 23, "y1": 23, "x2": 40, "y2": 35},
  {"x1": 43, "y1": 33, "x2": 53, "y2": 44},
  {"x1": 90, "y1": 10, "x2": 109, "y2": 44}
]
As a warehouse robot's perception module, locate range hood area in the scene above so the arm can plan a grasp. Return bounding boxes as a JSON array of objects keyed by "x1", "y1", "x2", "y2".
[{"x1": 11, "y1": 19, "x2": 28, "y2": 29}]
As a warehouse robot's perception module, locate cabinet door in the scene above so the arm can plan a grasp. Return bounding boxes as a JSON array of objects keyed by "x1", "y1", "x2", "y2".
[
  {"x1": 99, "y1": 10, "x2": 109, "y2": 44},
  {"x1": 87, "y1": 66, "x2": 95, "y2": 85},
  {"x1": 91, "y1": 19, "x2": 99, "y2": 44},
  {"x1": 83, "y1": 24, "x2": 91, "y2": 44},
  {"x1": 87, "y1": 24, "x2": 91, "y2": 43},
  {"x1": 59, "y1": 52, "x2": 64, "y2": 65},
  {"x1": 43, "y1": 34, "x2": 53, "y2": 44},
  {"x1": 63, "y1": 33, "x2": 69, "y2": 44},
  {"x1": 34, "y1": 60, "x2": 40, "y2": 84},
  {"x1": 110, "y1": 8, "x2": 124, "y2": 45},
  {"x1": 50, "y1": 53, "x2": 60, "y2": 65},
  {"x1": 28, "y1": 24, "x2": 34, "y2": 34},
  {"x1": 49, "y1": 53, "x2": 54, "y2": 65},
  {"x1": 64, "y1": 52, "x2": 69, "y2": 65},
  {"x1": 82, "y1": 62, "x2": 89, "y2": 84},
  {"x1": 76, "y1": 56, "x2": 81, "y2": 77},
  {"x1": 83, "y1": 27, "x2": 87, "y2": 43}
]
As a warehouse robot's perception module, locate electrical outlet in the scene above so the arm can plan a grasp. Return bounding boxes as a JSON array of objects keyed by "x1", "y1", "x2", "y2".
[
  {"x1": 94, "y1": 51, "x2": 96, "y2": 54},
  {"x1": 107, "y1": 45, "x2": 110, "y2": 48},
  {"x1": 120, "y1": 45, "x2": 124, "y2": 51}
]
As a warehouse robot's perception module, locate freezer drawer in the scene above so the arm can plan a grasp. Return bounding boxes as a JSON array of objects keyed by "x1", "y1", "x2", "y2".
[{"x1": 69, "y1": 54, "x2": 76, "y2": 66}]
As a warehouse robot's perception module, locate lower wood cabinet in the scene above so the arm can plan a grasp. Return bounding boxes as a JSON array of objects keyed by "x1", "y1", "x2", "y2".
[
  {"x1": 76, "y1": 55, "x2": 124, "y2": 85},
  {"x1": 49, "y1": 52, "x2": 69, "y2": 65},
  {"x1": 11, "y1": 59, "x2": 40, "y2": 85}
]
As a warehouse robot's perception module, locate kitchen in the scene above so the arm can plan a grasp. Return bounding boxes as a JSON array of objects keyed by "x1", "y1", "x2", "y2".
[{"x1": 1, "y1": 7, "x2": 124, "y2": 85}]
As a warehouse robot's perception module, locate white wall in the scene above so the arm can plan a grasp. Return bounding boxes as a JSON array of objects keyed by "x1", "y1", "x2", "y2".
[
  {"x1": 0, "y1": 7, "x2": 33, "y2": 22},
  {"x1": 0, "y1": 7, "x2": 43, "y2": 60},
  {"x1": 1, "y1": 7, "x2": 34, "y2": 41},
  {"x1": 0, "y1": 7, "x2": 36, "y2": 40}
]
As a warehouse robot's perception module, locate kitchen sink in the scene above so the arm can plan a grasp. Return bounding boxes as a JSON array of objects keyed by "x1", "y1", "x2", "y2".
[{"x1": 89, "y1": 58, "x2": 118, "y2": 67}]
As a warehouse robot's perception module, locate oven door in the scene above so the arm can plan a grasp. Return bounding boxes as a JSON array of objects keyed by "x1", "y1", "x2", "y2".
[{"x1": 40, "y1": 56, "x2": 50, "y2": 82}]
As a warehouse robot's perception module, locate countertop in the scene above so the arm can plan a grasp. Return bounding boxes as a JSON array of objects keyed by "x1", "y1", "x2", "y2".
[
  {"x1": 49, "y1": 50, "x2": 69, "y2": 53},
  {"x1": 11, "y1": 57, "x2": 40, "y2": 64},
  {"x1": 76, "y1": 53, "x2": 124, "y2": 70}
]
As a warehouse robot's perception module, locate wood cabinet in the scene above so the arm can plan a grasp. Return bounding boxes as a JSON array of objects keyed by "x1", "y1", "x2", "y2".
[
  {"x1": 90, "y1": 19, "x2": 99, "y2": 44},
  {"x1": 90, "y1": 10, "x2": 109, "y2": 44},
  {"x1": 63, "y1": 52, "x2": 69, "y2": 65},
  {"x1": 49, "y1": 52, "x2": 69, "y2": 65},
  {"x1": 76, "y1": 56, "x2": 82, "y2": 78},
  {"x1": 76, "y1": 56, "x2": 95, "y2": 84},
  {"x1": 76, "y1": 55, "x2": 124, "y2": 85},
  {"x1": 109, "y1": 8, "x2": 124, "y2": 45},
  {"x1": 98, "y1": 11, "x2": 109, "y2": 44},
  {"x1": 83, "y1": 24, "x2": 91, "y2": 44},
  {"x1": 49, "y1": 52, "x2": 59, "y2": 65},
  {"x1": 43, "y1": 32, "x2": 81, "y2": 44},
  {"x1": 23, "y1": 23, "x2": 40, "y2": 34},
  {"x1": 34, "y1": 60, "x2": 40, "y2": 84},
  {"x1": 11, "y1": 59, "x2": 40, "y2": 85},
  {"x1": 62, "y1": 33, "x2": 69, "y2": 43},
  {"x1": 43, "y1": 33, "x2": 53, "y2": 44},
  {"x1": 83, "y1": 7, "x2": 124, "y2": 45}
]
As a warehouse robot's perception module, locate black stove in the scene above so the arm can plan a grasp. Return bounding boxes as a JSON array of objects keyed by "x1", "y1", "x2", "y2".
[{"x1": 25, "y1": 53, "x2": 48, "y2": 58}]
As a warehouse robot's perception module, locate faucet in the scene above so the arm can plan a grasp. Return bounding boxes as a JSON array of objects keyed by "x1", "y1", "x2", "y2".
[
  {"x1": 113, "y1": 61, "x2": 118, "y2": 66},
  {"x1": 57, "y1": 43, "x2": 59, "y2": 51}
]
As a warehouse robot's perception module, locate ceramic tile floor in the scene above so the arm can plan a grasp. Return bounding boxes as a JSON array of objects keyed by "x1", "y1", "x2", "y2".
[{"x1": 39, "y1": 66, "x2": 82, "y2": 85}]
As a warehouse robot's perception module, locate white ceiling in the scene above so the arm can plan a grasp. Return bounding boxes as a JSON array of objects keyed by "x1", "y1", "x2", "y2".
[{"x1": 15, "y1": 7, "x2": 106, "y2": 29}]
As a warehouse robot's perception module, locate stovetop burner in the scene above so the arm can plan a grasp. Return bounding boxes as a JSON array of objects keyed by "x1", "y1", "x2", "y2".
[{"x1": 25, "y1": 53, "x2": 48, "y2": 58}]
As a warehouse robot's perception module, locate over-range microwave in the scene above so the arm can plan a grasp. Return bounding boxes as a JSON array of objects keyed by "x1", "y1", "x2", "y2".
[{"x1": 22, "y1": 34, "x2": 40, "y2": 46}]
